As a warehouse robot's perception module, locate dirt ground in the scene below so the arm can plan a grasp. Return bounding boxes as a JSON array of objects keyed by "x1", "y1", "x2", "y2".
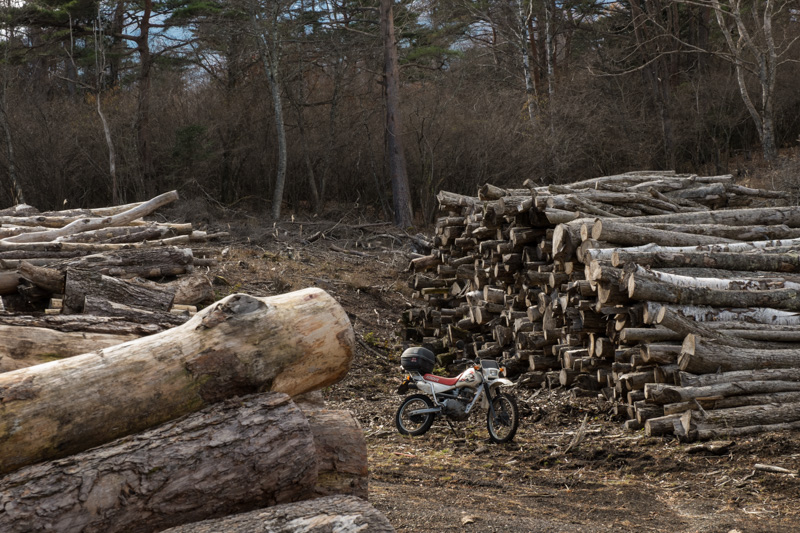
[{"x1": 207, "y1": 214, "x2": 800, "y2": 533}]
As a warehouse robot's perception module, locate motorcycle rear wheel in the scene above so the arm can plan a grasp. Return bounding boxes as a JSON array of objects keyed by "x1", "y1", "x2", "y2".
[
  {"x1": 396, "y1": 394, "x2": 436, "y2": 436},
  {"x1": 487, "y1": 392, "x2": 519, "y2": 443}
]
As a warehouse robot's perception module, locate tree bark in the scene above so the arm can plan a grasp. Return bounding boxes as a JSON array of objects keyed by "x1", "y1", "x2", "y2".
[
  {"x1": 83, "y1": 295, "x2": 189, "y2": 325},
  {"x1": 301, "y1": 407, "x2": 368, "y2": 500},
  {"x1": 0, "y1": 288, "x2": 354, "y2": 475},
  {"x1": 0, "y1": 393, "x2": 318, "y2": 533},
  {"x1": 679, "y1": 334, "x2": 800, "y2": 373},
  {"x1": 64, "y1": 268, "x2": 176, "y2": 313},
  {"x1": 160, "y1": 495, "x2": 395, "y2": 533}
]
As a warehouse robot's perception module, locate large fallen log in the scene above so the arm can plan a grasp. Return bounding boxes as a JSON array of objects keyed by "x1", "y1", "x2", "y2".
[
  {"x1": 0, "y1": 325, "x2": 137, "y2": 372},
  {"x1": 0, "y1": 393, "x2": 319, "y2": 533},
  {"x1": 160, "y1": 495, "x2": 395, "y2": 533},
  {"x1": 0, "y1": 288, "x2": 354, "y2": 475},
  {"x1": 0, "y1": 314, "x2": 168, "y2": 335}
]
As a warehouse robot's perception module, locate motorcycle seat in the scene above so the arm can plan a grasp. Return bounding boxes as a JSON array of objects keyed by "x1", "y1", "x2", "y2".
[{"x1": 422, "y1": 374, "x2": 460, "y2": 386}]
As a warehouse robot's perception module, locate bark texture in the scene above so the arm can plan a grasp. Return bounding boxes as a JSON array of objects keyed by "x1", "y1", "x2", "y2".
[
  {"x1": 0, "y1": 288, "x2": 354, "y2": 475},
  {"x1": 0, "y1": 393, "x2": 317, "y2": 533},
  {"x1": 160, "y1": 495, "x2": 395, "y2": 533}
]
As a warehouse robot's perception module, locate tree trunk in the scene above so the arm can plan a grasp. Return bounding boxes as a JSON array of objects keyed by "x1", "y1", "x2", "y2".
[
  {"x1": 0, "y1": 325, "x2": 137, "y2": 372},
  {"x1": 643, "y1": 301, "x2": 800, "y2": 325},
  {"x1": 625, "y1": 205, "x2": 800, "y2": 226},
  {"x1": 0, "y1": 393, "x2": 319, "y2": 533},
  {"x1": 0, "y1": 288, "x2": 354, "y2": 475},
  {"x1": 679, "y1": 334, "x2": 800, "y2": 373},
  {"x1": 161, "y1": 495, "x2": 394, "y2": 533},
  {"x1": 381, "y1": 0, "x2": 413, "y2": 228}
]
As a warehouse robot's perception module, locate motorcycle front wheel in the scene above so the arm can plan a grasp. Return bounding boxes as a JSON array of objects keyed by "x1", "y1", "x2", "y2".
[
  {"x1": 487, "y1": 392, "x2": 519, "y2": 443},
  {"x1": 395, "y1": 394, "x2": 436, "y2": 436}
]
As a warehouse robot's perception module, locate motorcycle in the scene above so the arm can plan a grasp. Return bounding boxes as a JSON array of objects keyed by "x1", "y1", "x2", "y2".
[{"x1": 395, "y1": 347, "x2": 520, "y2": 443}]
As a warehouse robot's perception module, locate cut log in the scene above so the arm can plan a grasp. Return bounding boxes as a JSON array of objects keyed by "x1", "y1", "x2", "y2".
[
  {"x1": 628, "y1": 264, "x2": 800, "y2": 291},
  {"x1": 679, "y1": 368, "x2": 800, "y2": 387},
  {"x1": 591, "y1": 220, "x2": 735, "y2": 246},
  {"x1": 83, "y1": 295, "x2": 189, "y2": 326},
  {"x1": 0, "y1": 314, "x2": 169, "y2": 335},
  {"x1": 160, "y1": 495, "x2": 395, "y2": 533},
  {"x1": 56, "y1": 246, "x2": 194, "y2": 278},
  {"x1": 0, "y1": 393, "x2": 319, "y2": 533},
  {"x1": 646, "y1": 380, "x2": 800, "y2": 404},
  {"x1": 63, "y1": 269, "x2": 176, "y2": 313},
  {"x1": 612, "y1": 250, "x2": 800, "y2": 272},
  {"x1": 681, "y1": 402, "x2": 800, "y2": 440},
  {"x1": 643, "y1": 301, "x2": 800, "y2": 325},
  {"x1": 0, "y1": 288, "x2": 354, "y2": 475},
  {"x1": 0, "y1": 325, "x2": 137, "y2": 372},
  {"x1": 626, "y1": 205, "x2": 800, "y2": 226},
  {"x1": 664, "y1": 391, "x2": 800, "y2": 416},
  {"x1": 679, "y1": 334, "x2": 800, "y2": 373},
  {"x1": 629, "y1": 272, "x2": 800, "y2": 311},
  {"x1": 300, "y1": 407, "x2": 368, "y2": 499}
]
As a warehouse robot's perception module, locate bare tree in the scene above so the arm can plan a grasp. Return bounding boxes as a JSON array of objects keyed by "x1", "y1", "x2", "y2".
[
  {"x1": 696, "y1": 0, "x2": 798, "y2": 162},
  {"x1": 381, "y1": 0, "x2": 413, "y2": 228},
  {"x1": 249, "y1": 0, "x2": 290, "y2": 220}
]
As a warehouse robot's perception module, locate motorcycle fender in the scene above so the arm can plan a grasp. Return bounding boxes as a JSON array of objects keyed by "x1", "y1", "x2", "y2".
[
  {"x1": 414, "y1": 381, "x2": 434, "y2": 395},
  {"x1": 490, "y1": 378, "x2": 514, "y2": 389}
]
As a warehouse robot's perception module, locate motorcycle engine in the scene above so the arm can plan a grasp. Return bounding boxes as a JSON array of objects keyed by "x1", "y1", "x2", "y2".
[{"x1": 441, "y1": 399, "x2": 469, "y2": 421}]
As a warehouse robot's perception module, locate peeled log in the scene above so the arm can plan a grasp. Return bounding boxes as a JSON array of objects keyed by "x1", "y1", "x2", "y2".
[
  {"x1": 160, "y1": 495, "x2": 395, "y2": 533},
  {"x1": 0, "y1": 393, "x2": 318, "y2": 533},
  {"x1": 0, "y1": 325, "x2": 137, "y2": 372},
  {"x1": 0, "y1": 288, "x2": 354, "y2": 475},
  {"x1": 679, "y1": 334, "x2": 800, "y2": 373}
]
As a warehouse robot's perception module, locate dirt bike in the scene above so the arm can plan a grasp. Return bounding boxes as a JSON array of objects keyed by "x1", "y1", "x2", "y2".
[{"x1": 395, "y1": 347, "x2": 520, "y2": 443}]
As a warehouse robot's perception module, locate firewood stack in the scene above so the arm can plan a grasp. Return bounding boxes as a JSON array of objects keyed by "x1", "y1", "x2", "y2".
[
  {"x1": 0, "y1": 191, "x2": 223, "y2": 371},
  {"x1": 405, "y1": 171, "x2": 800, "y2": 441}
]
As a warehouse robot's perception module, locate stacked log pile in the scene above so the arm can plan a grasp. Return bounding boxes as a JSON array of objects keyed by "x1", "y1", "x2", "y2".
[
  {"x1": 0, "y1": 191, "x2": 221, "y2": 371},
  {"x1": 405, "y1": 171, "x2": 800, "y2": 441},
  {"x1": 0, "y1": 289, "x2": 391, "y2": 532}
]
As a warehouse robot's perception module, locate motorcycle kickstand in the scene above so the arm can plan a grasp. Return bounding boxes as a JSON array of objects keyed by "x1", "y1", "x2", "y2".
[{"x1": 444, "y1": 419, "x2": 459, "y2": 437}]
